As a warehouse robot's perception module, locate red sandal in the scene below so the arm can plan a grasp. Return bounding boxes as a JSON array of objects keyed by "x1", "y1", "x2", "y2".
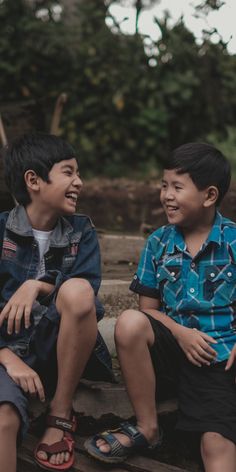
[{"x1": 34, "y1": 414, "x2": 77, "y2": 471}]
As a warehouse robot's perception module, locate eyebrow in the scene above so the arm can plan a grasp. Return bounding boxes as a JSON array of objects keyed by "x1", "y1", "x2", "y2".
[
  {"x1": 161, "y1": 178, "x2": 183, "y2": 185},
  {"x1": 61, "y1": 164, "x2": 80, "y2": 174}
]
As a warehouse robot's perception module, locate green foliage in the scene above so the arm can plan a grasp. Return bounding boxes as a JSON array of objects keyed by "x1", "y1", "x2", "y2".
[
  {"x1": 207, "y1": 127, "x2": 236, "y2": 178},
  {"x1": 1, "y1": 0, "x2": 236, "y2": 177}
]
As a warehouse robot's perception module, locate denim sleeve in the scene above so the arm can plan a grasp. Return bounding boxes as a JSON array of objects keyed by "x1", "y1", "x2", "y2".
[
  {"x1": 66, "y1": 225, "x2": 102, "y2": 294},
  {"x1": 39, "y1": 223, "x2": 102, "y2": 296}
]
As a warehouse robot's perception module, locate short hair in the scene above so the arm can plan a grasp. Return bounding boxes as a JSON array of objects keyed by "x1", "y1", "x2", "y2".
[
  {"x1": 164, "y1": 142, "x2": 231, "y2": 205},
  {"x1": 3, "y1": 133, "x2": 78, "y2": 206}
]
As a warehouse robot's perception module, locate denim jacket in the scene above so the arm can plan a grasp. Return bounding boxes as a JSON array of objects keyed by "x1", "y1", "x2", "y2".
[{"x1": 0, "y1": 205, "x2": 113, "y2": 381}]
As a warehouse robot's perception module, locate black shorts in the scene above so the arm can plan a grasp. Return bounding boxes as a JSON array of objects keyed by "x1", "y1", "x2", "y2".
[
  {"x1": 0, "y1": 309, "x2": 60, "y2": 443},
  {"x1": 144, "y1": 312, "x2": 236, "y2": 444}
]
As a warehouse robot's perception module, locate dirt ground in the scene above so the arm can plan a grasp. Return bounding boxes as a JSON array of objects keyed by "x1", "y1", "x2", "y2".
[
  {"x1": 77, "y1": 178, "x2": 236, "y2": 233},
  {"x1": 1, "y1": 177, "x2": 236, "y2": 233}
]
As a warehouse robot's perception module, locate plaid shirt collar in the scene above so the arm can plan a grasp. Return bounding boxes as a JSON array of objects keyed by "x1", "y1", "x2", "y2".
[{"x1": 166, "y1": 211, "x2": 223, "y2": 255}]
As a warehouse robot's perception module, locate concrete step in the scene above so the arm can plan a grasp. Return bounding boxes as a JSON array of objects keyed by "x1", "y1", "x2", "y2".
[
  {"x1": 99, "y1": 233, "x2": 145, "y2": 265},
  {"x1": 29, "y1": 380, "x2": 178, "y2": 427},
  {"x1": 19, "y1": 431, "x2": 192, "y2": 472},
  {"x1": 99, "y1": 233, "x2": 145, "y2": 281},
  {"x1": 98, "y1": 280, "x2": 138, "y2": 355},
  {"x1": 100, "y1": 279, "x2": 138, "y2": 317}
]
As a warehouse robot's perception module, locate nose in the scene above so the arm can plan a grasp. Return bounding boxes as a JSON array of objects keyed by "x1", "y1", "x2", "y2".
[
  {"x1": 73, "y1": 174, "x2": 83, "y2": 189},
  {"x1": 162, "y1": 187, "x2": 174, "y2": 201}
]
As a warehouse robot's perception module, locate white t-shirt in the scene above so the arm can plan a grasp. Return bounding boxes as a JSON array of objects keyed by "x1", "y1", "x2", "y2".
[{"x1": 32, "y1": 228, "x2": 53, "y2": 278}]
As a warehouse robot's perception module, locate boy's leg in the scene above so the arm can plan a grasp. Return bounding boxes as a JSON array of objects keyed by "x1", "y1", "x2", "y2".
[
  {"x1": 0, "y1": 403, "x2": 20, "y2": 472},
  {"x1": 97, "y1": 308, "x2": 160, "y2": 453},
  {"x1": 0, "y1": 365, "x2": 28, "y2": 472},
  {"x1": 201, "y1": 432, "x2": 236, "y2": 472},
  {"x1": 36, "y1": 278, "x2": 97, "y2": 466}
]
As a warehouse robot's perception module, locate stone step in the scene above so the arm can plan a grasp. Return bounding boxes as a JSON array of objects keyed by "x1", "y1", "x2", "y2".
[
  {"x1": 99, "y1": 233, "x2": 145, "y2": 265},
  {"x1": 19, "y1": 431, "x2": 191, "y2": 472},
  {"x1": 73, "y1": 379, "x2": 178, "y2": 420},
  {"x1": 99, "y1": 233, "x2": 145, "y2": 281},
  {"x1": 99, "y1": 279, "x2": 137, "y2": 317},
  {"x1": 28, "y1": 380, "x2": 178, "y2": 432},
  {"x1": 98, "y1": 280, "x2": 138, "y2": 354}
]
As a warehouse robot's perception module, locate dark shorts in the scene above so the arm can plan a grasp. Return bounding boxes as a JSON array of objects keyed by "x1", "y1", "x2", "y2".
[
  {"x1": 0, "y1": 365, "x2": 29, "y2": 442},
  {"x1": 144, "y1": 312, "x2": 236, "y2": 444},
  {"x1": 0, "y1": 302, "x2": 113, "y2": 442},
  {"x1": 0, "y1": 316, "x2": 60, "y2": 443}
]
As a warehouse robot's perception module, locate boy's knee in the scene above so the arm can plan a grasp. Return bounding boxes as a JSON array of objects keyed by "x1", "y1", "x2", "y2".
[
  {"x1": 0, "y1": 403, "x2": 20, "y2": 433},
  {"x1": 201, "y1": 432, "x2": 230, "y2": 459},
  {"x1": 56, "y1": 278, "x2": 95, "y2": 317},
  {"x1": 115, "y1": 309, "x2": 152, "y2": 346}
]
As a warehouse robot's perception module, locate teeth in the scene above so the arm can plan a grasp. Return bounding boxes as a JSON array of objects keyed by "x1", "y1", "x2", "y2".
[
  {"x1": 66, "y1": 192, "x2": 78, "y2": 201},
  {"x1": 67, "y1": 193, "x2": 77, "y2": 198}
]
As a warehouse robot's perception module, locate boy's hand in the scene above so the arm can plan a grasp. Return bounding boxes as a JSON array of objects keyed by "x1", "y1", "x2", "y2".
[
  {"x1": 0, "y1": 280, "x2": 41, "y2": 334},
  {"x1": 174, "y1": 325, "x2": 217, "y2": 367},
  {"x1": 225, "y1": 345, "x2": 236, "y2": 376},
  {"x1": 4, "y1": 353, "x2": 45, "y2": 402}
]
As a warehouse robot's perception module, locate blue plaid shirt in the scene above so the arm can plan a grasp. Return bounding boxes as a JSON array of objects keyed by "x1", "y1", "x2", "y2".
[{"x1": 130, "y1": 212, "x2": 236, "y2": 362}]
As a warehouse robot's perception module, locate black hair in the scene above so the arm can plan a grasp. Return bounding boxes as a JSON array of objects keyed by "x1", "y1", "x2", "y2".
[
  {"x1": 3, "y1": 133, "x2": 78, "y2": 206},
  {"x1": 164, "y1": 142, "x2": 231, "y2": 205}
]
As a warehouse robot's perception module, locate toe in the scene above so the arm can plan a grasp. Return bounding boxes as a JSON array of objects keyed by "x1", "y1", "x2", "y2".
[
  {"x1": 96, "y1": 438, "x2": 111, "y2": 453},
  {"x1": 49, "y1": 453, "x2": 57, "y2": 465},
  {"x1": 36, "y1": 450, "x2": 48, "y2": 461}
]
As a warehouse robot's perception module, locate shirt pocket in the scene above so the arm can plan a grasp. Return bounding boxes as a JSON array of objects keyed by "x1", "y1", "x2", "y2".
[
  {"x1": 204, "y1": 264, "x2": 236, "y2": 303},
  {"x1": 156, "y1": 265, "x2": 182, "y2": 307}
]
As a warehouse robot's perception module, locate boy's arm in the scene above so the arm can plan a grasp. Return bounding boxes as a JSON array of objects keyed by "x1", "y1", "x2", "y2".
[
  {"x1": 0, "y1": 347, "x2": 45, "y2": 401},
  {"x1": 0, "y1": 279, "x2": 54, "y2": 334},
  {"x1": 139, "y1": 295, "x2": 217, "y2": 367}
]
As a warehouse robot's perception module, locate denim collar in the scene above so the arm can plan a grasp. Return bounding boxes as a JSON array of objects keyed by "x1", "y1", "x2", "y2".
[{"x1": 6, "y1": 205, "x2": 74, "y2": 247}]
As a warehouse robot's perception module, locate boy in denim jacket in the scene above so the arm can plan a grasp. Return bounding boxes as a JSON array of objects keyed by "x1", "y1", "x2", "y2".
[
  {"x1": 86, "y1": 143, "x2": 236, "y2": 472},
  {"x1": 0, "y1": 133, "x2": 112, "y2": 471}
]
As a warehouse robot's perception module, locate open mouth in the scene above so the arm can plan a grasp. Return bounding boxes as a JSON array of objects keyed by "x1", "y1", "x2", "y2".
[
  {"x1": 166, "y1": 205, "x2": 178, "y2": 212},
  {"x1": 65, "y1": 192, "x2": 78, "y2": 203}
]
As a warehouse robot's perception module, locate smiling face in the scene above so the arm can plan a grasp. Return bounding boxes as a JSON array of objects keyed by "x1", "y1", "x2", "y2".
[
  {"x1": 160, "y1": 169, "x2": 216, "y2": 231},
  {"x1": 33, "y1": 158, "x2": 83, "y2": 217},
  {"x1": 24, "y1": 157, "x2": 83, "y2": 230}
]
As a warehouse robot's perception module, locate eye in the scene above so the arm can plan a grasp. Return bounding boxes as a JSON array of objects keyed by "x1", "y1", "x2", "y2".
[
  {"x1": 175, "y1": 186, "x2": 182, "y2": 191},
  {"x1": 161, "y1": 183, "x2": 167, "y2": 189},
  {"x1": 64, "y1": 170, "x2": 72, "y2": 176}
]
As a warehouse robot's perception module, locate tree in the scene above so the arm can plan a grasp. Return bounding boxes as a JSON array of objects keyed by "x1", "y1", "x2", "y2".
[{"x1": 1, "y1": 0, "x2": 236, "y2": 176}]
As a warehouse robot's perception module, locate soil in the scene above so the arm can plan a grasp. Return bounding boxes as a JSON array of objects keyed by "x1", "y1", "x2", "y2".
[
  {"x1": 2, "y1": 177, "x2": 235, "y2": 233},
  {"x1": 79, "y1": 178, "x2": 236, "y2": 233}
]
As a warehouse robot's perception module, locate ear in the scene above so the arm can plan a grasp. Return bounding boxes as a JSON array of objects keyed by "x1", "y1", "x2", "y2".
[
  {"x1": 24, "y1": 170, "x2": 40, "y2": 192},
  {"x1": 203, "y1": 186, "x2": 219, "y2": 208}
]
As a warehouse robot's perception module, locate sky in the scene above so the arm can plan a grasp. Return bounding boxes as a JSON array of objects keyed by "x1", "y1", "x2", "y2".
[{"x1": 107, "y1": 0, "x2": 236, "y2": 54}]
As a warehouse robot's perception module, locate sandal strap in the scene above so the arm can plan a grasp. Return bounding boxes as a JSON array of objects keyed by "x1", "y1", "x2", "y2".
[
  {"x1": 119, "y1": 422, "x2": 149, "y2": 448},
  {"x1": 37, "y1": 438, "x2": 74, "y2": 456},
  {"x1": 95, "y1": 421, "x2": 149, "y2": 453},
  {"x1": 94, "y1": 431, "x2": 130, "y2": 457},
  {"x1": 46, "y1": 415, "x2": 77, "y2": 433}
]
